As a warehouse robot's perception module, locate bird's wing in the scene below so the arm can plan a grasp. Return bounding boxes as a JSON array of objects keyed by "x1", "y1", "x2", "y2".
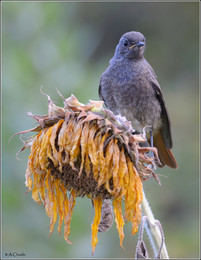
[{"x1": 150, "y1": 81, "x2": 173, "y2": 149}]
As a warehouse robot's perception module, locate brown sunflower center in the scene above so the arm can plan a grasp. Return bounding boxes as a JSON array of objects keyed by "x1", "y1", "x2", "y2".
[{"x1": 48, "y1": 157, "x2": 113, "y2": 199}]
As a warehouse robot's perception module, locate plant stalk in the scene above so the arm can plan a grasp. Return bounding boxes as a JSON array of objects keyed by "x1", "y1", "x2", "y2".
[{"x1": 141, "y1": 190, "x2": 169, "y2": 259}]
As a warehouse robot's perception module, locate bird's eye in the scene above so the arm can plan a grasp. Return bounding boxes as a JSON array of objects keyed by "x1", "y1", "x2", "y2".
[
  {"x1": 142, "y1": 38, "x2": 145, "y2": 42},
  {"x1": 123, "y1": 40, "x2": 128, "y2": 47}
]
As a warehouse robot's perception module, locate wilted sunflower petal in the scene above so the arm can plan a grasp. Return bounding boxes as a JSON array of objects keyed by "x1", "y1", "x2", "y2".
[
  {"x1": 111, "y1": 139, "x2": 120, "y2": 195},
  {"x1": 131, "y1": 168, "x2": 143, "y2": 235},
  {"x1": 31, "y1": 131, "x2": 44, "y2": 173},
  {"x1": 39, "y1": 127, "x2": 53, "y2": 171},
  {"x1": 113, "y1": 197, "x2": 125, "y2": 248},
  {"x1": 49, "y1": 120, "x2": 64, "y2": 172},
  {"x1": 79, "y1": 121, "x2": 90, "y2": 177},
  {"x1": 53, "y1": 179, "x2": 64, "y2": 236},
  {"x1": 59, "y1": 184, "x2": 72, "y2": 244},
  {"x1": 45, "y1": 170, "x2": 58, "y2": 237},
  {"x1": 25, "y1": 168, "x2": 33, "y2": 192},
  {"x1": 97, "y1": 133, "x2": 108, "y2": 188},
  {"x1": 118, "y1": 148, "x2": 128, "y2": 188},
  {"x1": 31, "y1": 172, "x2": 44, "y2": 204},
  {"x1": 57, "y1": 121, "x2": 70, "y2": 164},
  {"x1": 31, "y1": 184, "x2": 41, "y2": 204},
  {"x1": 91, "y1": 197, "x2": 102, "y2": 255},
  {"x1": 64, "y1": 190, "x2": 76, "y2": 244},
  {"x1": 62, "y1": 117, "x2": 76, "y2": 165},
  {"x1": 88, "y1": 124, "x2": 99, "y2": 181},
  {"x1": 92, "y1": 130, "x2": 102, "y2": 181},
  {"x1": 124, "y1": 158, "x2": 136, "y2": 223},
  {"x1": 38, "y1": 175, "x2": 46, "y2": 204},
  {"x1": 102, "y1": 138, "x2": 113, "y2": 192},
  {"x1": 69, "y1": 120, "x2": 83, "y2": 170}
]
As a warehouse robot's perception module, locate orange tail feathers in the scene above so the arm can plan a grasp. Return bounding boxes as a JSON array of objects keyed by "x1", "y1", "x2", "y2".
[{"x1": 154, "y1": 132, "x2": 177, "y2": 169}]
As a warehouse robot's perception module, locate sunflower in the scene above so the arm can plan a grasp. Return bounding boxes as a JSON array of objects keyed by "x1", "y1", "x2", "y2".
[{"x1": 15, "y1": 90, "x2": 160, "y2": 254}]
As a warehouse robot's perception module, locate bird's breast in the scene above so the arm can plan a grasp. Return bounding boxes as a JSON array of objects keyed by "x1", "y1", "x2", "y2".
[{"x1": 100, "y1": 62, "x2": 162, "y2": 132}]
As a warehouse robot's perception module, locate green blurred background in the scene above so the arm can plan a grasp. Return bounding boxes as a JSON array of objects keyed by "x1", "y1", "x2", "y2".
[{"x1": 2, "y1": 1, "x2": 199, "y2": 259}]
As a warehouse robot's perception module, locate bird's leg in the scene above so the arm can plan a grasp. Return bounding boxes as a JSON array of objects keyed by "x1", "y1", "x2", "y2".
[
  {"x1": 149, "y1": 128, "x2": 155, "y2": 163},
  {"x1": 149, "y1": 128, "x2": 153, "y2": 147},
  {"x1": 133, "y1": 127, "x2": 154, "y2": 163}
]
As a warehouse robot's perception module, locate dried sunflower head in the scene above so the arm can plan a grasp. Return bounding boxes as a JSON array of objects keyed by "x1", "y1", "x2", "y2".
[{"x1": 14, "y1": 90, "x2": 160, "y2": 254}]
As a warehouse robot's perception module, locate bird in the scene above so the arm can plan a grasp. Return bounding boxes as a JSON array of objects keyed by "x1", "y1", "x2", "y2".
[{"x1": 99, "y1": 31, "x2": 177, "y2": 169}]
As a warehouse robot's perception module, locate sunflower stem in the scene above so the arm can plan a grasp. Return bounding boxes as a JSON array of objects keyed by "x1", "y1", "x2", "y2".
[{"x1": 141, "y1": 190, "x2": 169, "y2": 259}]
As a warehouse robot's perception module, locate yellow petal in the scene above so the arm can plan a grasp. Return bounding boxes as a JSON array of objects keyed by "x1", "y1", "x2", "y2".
[
  {"x1": 119, "y1": 149, "x2": 128, "y2": 186},
  {"x1": 97, "y1": 133, "x2": 107, "y2": 187},
  {"x1": 131, "y1": 168, "x2": 143, "y2": 235},
  {"x1": 31, "y1": 172, "x2": 43, "y2": 204},
  {"x1": 124, "y1": 158, "x2": 136, "y2": 223},
  {"x1": 49, "y1": 193, "x2": 58, "y2": 237},
  {"x1": 44, "y1": 170, "x2": 58, "y2": 238},
  {"x1": 57, "y1": 121, "x2": 70, "y2": 164},
  {"x1": 32, "y1": 184, "x2": 41, "y2": 204},
  {"x1": 113, "y1": 197, "x2": 125, "y2": 248},
  {"x1": 39, "y1": 127, "x2": 53, "y2": 171},
  {"x1": 88, "y1": 124, "x2": 99, "y2": 181},
  {"x1": 92, "y1": 130, "x2": 102, "y2": 181},
  {"x1": 54, "y1": 179, "x2": 64, "y2": 236},
  {"x1": 61, "y1": 117, "x2": 75, "y2": 160},
  {"x1": 91, "y1": 197, "x2": 102, "y2": 255},
  {"x1": 38, "y1": 175, "x2": 46, "y2": 204},
  {"x1": 111, "y1": 139, "x2": 120, "y2": 194},
  {"x1": 63, "y1": 189, "x2": 76, "y2": 244},
  {"x1": 29, "y1": 132, "x2": 44, "y2": 174},
  {"x1": 104, "y1": 138, "x2": 114, "y2": 193},
  {"x1": 49, "y1": 120, "x2": 64, "y2": 172},
  {"x1": 79, "y1": 121, "x2": 90, "y2": 177},
  {"x1": 84, "y1": 154, "x2": 91, "y2": 178},
  {"x1": 25, "y1": 168, "x2": 33, "y2": 191},
  {"x1": 69, "y1": 120, "x2": 82, "y2": 170}
]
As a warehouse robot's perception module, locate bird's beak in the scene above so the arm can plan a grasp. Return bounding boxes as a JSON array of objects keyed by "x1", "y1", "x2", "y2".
[
  {"x1": 136, "y1": 41, "x2": 145, "y2": 47},
  {"x1": 129, "y1": 41, "x2": 144, "y2": 49}
]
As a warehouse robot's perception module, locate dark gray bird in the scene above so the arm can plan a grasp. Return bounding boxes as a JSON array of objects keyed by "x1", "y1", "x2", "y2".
[{"x1": 99, "y1": 31, "x2": 177, "y2": 168}]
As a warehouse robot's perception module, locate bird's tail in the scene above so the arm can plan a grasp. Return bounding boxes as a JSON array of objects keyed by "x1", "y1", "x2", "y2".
[{"x1": 154, "y1": 131, "x2": 177, "y2": 169}]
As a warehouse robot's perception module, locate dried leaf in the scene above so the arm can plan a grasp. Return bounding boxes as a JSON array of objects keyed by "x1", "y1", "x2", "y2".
[
  {"x1": 135, "y1": 240, "x2": 149, "y2": 259},
  {"x1": 64, "y1": 94, "x2": 93, "y2": 112},
  {"x1": 9, "y1": 126, "x2": 42, "y2": 142},
  {"x1": 40, "y1": 87, "x2": 65, "y2": 118},
  {"x1": 89, "y1": 99, "x2": 104, "y2": 109},
  {"x1": 98, "y1": 199, "x2": 114, "y2": 232}
]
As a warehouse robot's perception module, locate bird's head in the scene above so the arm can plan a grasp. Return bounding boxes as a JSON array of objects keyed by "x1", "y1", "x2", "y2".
[{"x1": 111, "y1": 31, "x2": 146, "y2": 62}]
